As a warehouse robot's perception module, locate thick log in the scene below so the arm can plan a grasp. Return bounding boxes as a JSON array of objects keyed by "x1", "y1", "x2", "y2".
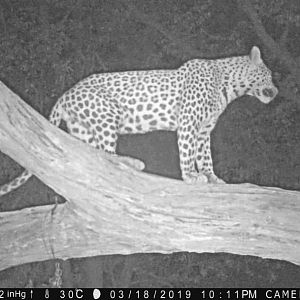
[{"x1": 0, "y1": 81, "x2": 299, "y2": 272}]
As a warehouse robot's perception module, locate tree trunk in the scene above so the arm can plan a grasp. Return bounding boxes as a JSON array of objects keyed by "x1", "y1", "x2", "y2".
[{"x1": 0, "y1": 81, "x2": 299, "y2": 272}]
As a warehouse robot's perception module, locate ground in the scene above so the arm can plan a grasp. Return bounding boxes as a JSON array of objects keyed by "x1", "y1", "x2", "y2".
[{"x1": 1, "y1": 253, "x2": 300, "y2": 287}]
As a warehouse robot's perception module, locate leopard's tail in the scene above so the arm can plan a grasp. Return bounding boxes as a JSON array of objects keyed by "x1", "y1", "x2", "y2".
[{"x1": 0, "y1": 98, "x2": 64, "y2": 197}]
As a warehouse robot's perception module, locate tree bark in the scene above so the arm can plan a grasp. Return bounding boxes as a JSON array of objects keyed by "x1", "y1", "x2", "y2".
[{"x1": 0, "y1": 81, "x2": 299, "y2": 272}]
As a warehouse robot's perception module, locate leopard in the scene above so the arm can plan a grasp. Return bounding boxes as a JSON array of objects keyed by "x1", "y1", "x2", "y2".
[{"x1": 0, "y1": 46, "x2": 278, "y2": 196}]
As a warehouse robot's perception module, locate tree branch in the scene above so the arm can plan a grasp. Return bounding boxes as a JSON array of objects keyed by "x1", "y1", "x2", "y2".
[
  {"x1": 0, "y1": 81, "x2": 300, "y2": 271},
  {"x1": 238, "y1": 0, "x2": 300, "y2": 82},
  {"x1": 278, "y1": 24, "x2": 289, "y2": 52}
]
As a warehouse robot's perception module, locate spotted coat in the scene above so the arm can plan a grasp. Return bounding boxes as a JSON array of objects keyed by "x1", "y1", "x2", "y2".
[{"x1": 0, "y1": 46, "x2": 278, "y2": 195}]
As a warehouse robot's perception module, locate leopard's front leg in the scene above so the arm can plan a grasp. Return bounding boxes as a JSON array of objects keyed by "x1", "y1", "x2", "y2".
[
  {"x1": 196, "y1": 121, "x2": 225, "y2": 183},
  {"x1": 177, "y1": 73, "x2": 224, "y2": 184},
  {"x1": 177, "y1": 120, "x2": 208, "y2": 184}
]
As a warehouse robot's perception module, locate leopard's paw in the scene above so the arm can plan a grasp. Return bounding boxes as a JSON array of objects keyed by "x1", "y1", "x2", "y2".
[
  {"x1": 182, "y1": 172, "x2": 208, "y2": 184},
  {"x1": 207, "y1": 173, "x2": 225, "y2": 184}
]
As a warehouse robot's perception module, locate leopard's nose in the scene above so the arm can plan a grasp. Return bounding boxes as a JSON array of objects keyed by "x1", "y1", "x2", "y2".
[{"x1": 262, "y1": 88, "x2": 276, "y2": 98}]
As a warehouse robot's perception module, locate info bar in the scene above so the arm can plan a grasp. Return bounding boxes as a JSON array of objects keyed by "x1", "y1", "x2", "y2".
[{"x1": 0, "y1": 288, "x2": 299, "y2": 300}]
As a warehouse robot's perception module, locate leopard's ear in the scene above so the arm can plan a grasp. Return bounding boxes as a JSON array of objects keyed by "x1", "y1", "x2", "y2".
[{"x1": 250, "y1": 46, "x2": 262, "y2": 65}]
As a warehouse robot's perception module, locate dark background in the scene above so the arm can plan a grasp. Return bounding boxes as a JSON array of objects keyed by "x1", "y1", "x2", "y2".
[{"x1": 0, "y1": 0, "x2": 299, "y2": 287}]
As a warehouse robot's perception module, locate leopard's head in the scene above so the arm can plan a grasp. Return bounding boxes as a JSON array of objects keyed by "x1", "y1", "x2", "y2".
[{"x1": 245, "y1": 46, "x2": 278, "y2": 104}]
